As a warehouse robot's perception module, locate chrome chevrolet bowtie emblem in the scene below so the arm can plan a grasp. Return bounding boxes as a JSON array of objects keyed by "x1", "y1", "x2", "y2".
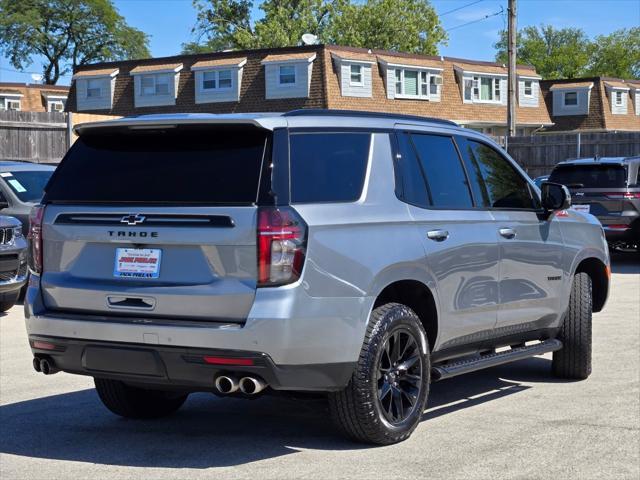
[{"x1": 121, "y1": 214, "x2": 146, "y2": 225}]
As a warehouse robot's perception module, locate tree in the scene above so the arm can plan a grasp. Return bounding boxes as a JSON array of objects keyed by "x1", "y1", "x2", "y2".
[
  {"x1": 0, "y1": 0, "x2": 150, "y2": 84},
  {"x1": 494, "y1": 25, "x2": 592, "y2": 79},
  {"x1": 184, "y1": 0, "x2": 446, "y2": 56},
  {"x1": 587, "y1": 28, "x2": 640, "y2": 79}
]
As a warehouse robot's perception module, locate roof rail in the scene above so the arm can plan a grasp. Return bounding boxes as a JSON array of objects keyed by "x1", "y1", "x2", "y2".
[{"x1": 283, "y1": 109, "x2": 458, "y2": 126}]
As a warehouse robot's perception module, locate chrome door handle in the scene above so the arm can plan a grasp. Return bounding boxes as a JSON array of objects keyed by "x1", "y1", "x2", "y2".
[
  {"x1": 499, "y1": 228, "x2": 517, "y2": 239},
  {"x1": 427, "y1": 230, "x2": 449, "y2": 242}
]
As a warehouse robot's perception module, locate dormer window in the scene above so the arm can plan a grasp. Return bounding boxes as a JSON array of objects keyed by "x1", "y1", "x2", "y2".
[
  {"x1": 87, "y1": 79, "x2": 103, "y2": 98},
  {"x1": 140, "y1": 74, "x2": 170, "y2": 96},
  {"x1": 261, "y1": 52, "x2": 316, "y2": 99},
  {"x1": 350, "y1": 65, "x2": 363, "y2": 86},
  {"x1": 191, "y1": 57, "x2": 246, "y2": 104},
  {"x1": 72, "y1": 67, "x2": 119, "y2": 111},
  {"x1": 466, "y1": 76, "x2": 501, "y2": 102},
  {"x1": 614, "y1": 91, "x2": 623, "y2": 106},
  {"x1": 523, "y1": 80, "x2": 533, "y2": 97},
  {"x1": 379, "y1": 55, "x2": 443, "y2": 101},
  {"x1": 564, "y1": 92, "x2": 578, "y2": 106},
  {"x1": 278, "y1": 65, "x2": 296, "y2": 86},
  {"x1": 130, "y1": 63, "x2": 182, "y2": 108}
]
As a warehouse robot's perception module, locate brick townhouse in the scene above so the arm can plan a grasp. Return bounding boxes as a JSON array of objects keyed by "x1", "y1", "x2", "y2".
[
  {"x1": 541, "y1": 77, "x2": 640, "y2": 132},
  {"x1": 66, "y1": 44, "x2": 553, "y2": 136},
  {"x1": 0, "y1": 82, "x2": 69, "y2": 112}
]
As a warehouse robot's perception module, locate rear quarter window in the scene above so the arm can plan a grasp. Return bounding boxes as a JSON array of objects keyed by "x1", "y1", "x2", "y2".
[{"x1": 289, "y1": 132, "x2": 371, "y2": 203}]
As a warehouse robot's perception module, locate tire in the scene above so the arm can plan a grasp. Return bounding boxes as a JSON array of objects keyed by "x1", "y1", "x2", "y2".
[
  {"x1": 0, "y1": 291, "x2": 20, "y2": 312},
  {"x1": 94, "y1": 378, "x2": 188, "y2": 419},
  {"x1": 552, "y1": 272, "x2": 592, "y2": 380},
  {"x1": 328, "y1": 303, "x2": 430, "y2": 445}
]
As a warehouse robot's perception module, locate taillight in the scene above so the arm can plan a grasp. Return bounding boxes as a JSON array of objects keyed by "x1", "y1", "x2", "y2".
[
  {"x1": 28, "y1": 204, "x2": 45, "y2": 274},
  {"x1": 257, "y1": 207, "x2": 307, "y2": 287},
  {"x1": 604, "y1": 192, "x2": 640, "y2": 199}
]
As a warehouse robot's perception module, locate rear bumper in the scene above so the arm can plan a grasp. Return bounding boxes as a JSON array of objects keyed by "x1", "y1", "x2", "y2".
[
  {"x1": 603, "y1": 221, "x2": 639, "y2": 244},
  {"x1": 24, "y1": 276, "x2": 371, "y2": 391},
  {"x1": 28, "y1": 335, "x2": 355, "y2": 392}
]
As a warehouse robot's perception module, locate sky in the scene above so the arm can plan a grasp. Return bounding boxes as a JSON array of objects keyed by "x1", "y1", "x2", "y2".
[{"x1": 1, "y1": 0, "x2": 638, "y2": 86}]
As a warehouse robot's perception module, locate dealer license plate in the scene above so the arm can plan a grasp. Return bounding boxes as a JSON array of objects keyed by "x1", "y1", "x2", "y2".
[
  {"x1": 114, "y1": 248, "x2": 161, "y2": 279},
  {"x1": 571, "y1": 204, "x2": 590, "y2": 214}
]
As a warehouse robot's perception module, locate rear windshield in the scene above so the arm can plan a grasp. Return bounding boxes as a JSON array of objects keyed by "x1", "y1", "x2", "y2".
[
  {"x1": 44, "y1": 126, "x2": 269, "y2": 205},
  {"x1": 549, "y1": 165, "x2": 627, "y2": 188},
  {"x1": 1, "y1": 170, "x2": 54, "y2": 203},
  {"x1": 290, "y1": 132, "x2": 371, "y2": 203}
]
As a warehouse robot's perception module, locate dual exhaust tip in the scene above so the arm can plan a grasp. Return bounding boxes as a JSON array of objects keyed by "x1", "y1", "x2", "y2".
[
  {"x1": 32, "y1": 357, "x2": 59, "y2": 375},
  {"x1": 215, "y1": 375, "x2": 267, "y2": 395}
]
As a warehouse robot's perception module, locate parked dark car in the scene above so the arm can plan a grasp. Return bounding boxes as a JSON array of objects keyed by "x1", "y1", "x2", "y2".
[
  {"x1": 548, "y1": 157, "x2": 640, "y2": 252},
  {"x1": 533, "y1": 175, "x2": 549, "y2": 189},
  {"x1": 0, "y1": 162, "x2": 56, "y2": 236},
  {"x1": 0, "y1": 214, "x2": 28, "y2": 311}
]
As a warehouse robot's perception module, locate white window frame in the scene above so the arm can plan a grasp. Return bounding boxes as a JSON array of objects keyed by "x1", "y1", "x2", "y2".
[
  {"x1": 47, "y1": 100, "x2": 65, "y2": 112},
  {"x1": 471, "y1": 76, "x2": 502, "y2": 103},
  {"x1": 393, "y1": 67, "x2": 442, "y2": 100},
  {"x1": 614, "y1": 90, "x2": 624, "y2": 106},
  {"x1": 140, "y1": 74, "x2": 171, "y2": 96},
  {"x1": 564, "y1": 91, "x2": 578, "y2": 106},
  {"x1": 86, "y1": 78, "x2": 104, "y2": 99},
  {"x1": 201, "y1": 69, "x2": 233, "y2": 92},
  {"x1": 523, "y1": 80, "x2": 533, "y2": 97},
  {"x1": 6, "y1": 99, "x2": 21, "y2": 111},
  {"x1": 350, "y1": 64, "x2": 363, "y2": 86},
  {"x1": 278, "y1": 65, "x2": 297, "y2": 87}
]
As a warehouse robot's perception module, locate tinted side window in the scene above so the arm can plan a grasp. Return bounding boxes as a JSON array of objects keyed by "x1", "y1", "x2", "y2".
[
  {"x1": 289, "y1": 132, "x2": 370, "y2": 203},
  {"x1": 466, "y1": 140, "x2": 537, "y2": 209},
  {"x1": 395, "y1": 132, "x2": 430, "y2": 207},
  {"x1": 456, "y1": 136, "x2": 491, "y2": 208},
  {"x1": 410, "y1": 133, "x2": 473, "y2": 208}
]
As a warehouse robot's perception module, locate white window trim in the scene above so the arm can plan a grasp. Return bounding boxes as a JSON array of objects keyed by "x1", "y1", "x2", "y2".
[
  {"x1": 614, "y1": 91, "x2": 624, "y2": 106},
  {"x1": 563, "y1": 91, "x2": 579, "y2": 107},
  {"x1": 522, "y1": 80, "x2": 534, "y2": 98},
  {"x1": 0, "y1": 97, "x2": 22, "y2": 111},
  {"x1": 277, "y1": 65, "x2": 297, "y2": 88},
  {"x1": 468, "y1": 75, "x2": 502, "y2": 104},
  {"x1": 200, "y1": 69, "x2": 234, "y2": 92},
  {"x1": 140, "y1": 73, "x2": 173, "y2": 97},
  {"x1": 349, "y1": 64, "x2": 363, "y2": 87},
  {"x1": 47, "y1": 99, "x2": 65, "y2": 112},
  {"x1": 393, "y1": 67, "x2": 442, "y2": 100},
  {"x1": 86, "y1": 78, "x2": 105, "y2": 99}
]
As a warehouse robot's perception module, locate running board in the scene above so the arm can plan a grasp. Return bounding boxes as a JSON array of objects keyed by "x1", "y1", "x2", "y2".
[{"x1": 431, "y1": 339, "x2": 563, "y2": 381}]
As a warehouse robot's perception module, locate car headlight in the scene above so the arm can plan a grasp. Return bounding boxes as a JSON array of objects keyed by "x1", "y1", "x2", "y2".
[{"x1": 13, "y1": 226, "x2": 23, "y2": 239}]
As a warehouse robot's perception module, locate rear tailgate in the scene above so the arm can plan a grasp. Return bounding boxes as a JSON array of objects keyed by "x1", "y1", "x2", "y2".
[{"x1": 39, "y1": 124, "x2": 270, "y2": 322}]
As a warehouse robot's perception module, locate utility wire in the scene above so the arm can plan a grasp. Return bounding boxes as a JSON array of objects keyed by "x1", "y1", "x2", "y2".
[
  {"x1": 440, "y1": 0, "x2": 484, "y2": 17},
  {"x1": 446, "y1": 6, "x2": 504, "y2": 32}
]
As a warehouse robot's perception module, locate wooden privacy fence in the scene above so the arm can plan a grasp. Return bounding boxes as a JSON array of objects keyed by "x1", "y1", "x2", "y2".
[
  {"x1": 0, "y1": 111, "x2": 69, "y2": 163},
  {"x1": 504, "y1": 132, "x2": 640, "y2": 179}
]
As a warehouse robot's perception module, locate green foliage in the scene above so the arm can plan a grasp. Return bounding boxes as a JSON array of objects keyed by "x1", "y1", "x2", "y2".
[
  {"x1": 495, "y1": 25, "x2": 640, "y2": 80},
  {"x1": 184, "y1": 0, "x2": 446, "y2": 55},
  {"x1": 587, "y1": 28, "x2": 640, "y2": 79},
  {"x1": 0, "y1": 0, "x2": 150, "y2": 84}
]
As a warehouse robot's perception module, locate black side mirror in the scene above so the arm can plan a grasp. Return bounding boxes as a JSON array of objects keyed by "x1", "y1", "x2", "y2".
[{"x1": 541, "y1": 182, "x2": 571, "y2": 212}]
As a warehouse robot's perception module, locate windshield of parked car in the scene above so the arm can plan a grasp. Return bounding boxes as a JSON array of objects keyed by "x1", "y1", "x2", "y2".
[
  {"x1": 549, "y1": 165, "x2": 627, "y2": 188},
  {"x1": 1, "y1": 170, "x2": 54, "y2": 203}
]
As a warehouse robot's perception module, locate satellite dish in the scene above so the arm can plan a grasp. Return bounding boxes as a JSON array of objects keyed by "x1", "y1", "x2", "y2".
[
  {"x1": 301, "y1": 33, "x2": 319, "y2": 45},
  {"x1": 31, "y1": 73, "x2": 43, "y2": 83}
]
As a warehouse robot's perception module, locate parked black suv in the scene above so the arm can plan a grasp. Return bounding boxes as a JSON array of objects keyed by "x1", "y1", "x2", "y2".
[{"x1": 548, "y1": 157, "x2": 640, "y2": 252}]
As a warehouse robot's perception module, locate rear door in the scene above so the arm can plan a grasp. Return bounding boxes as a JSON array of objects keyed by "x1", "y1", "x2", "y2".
[
  {"x1": 395, "y1": 130, "x2": 500, "y2": 353},
  {"x1": 40, "y1": 125, "x2": 272, "y2": 322}
]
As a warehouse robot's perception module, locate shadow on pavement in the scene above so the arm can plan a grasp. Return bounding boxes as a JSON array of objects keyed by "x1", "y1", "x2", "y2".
[
  {"x1": 0, "y1": 357, "x2": 557, "y2": 467},
  {"x1": 610, "y1": 251, "x2": 640, "y2": 274}
]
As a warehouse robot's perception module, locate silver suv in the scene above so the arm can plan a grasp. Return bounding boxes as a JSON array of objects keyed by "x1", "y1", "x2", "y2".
[{"x1": 25, "y1": 110, "x2": 610, "y2": 444}]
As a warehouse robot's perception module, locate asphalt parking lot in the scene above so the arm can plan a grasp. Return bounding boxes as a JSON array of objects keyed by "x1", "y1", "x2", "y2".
[{"x1": 1, "y1": 254, "x2": 638, "y2": 480}]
